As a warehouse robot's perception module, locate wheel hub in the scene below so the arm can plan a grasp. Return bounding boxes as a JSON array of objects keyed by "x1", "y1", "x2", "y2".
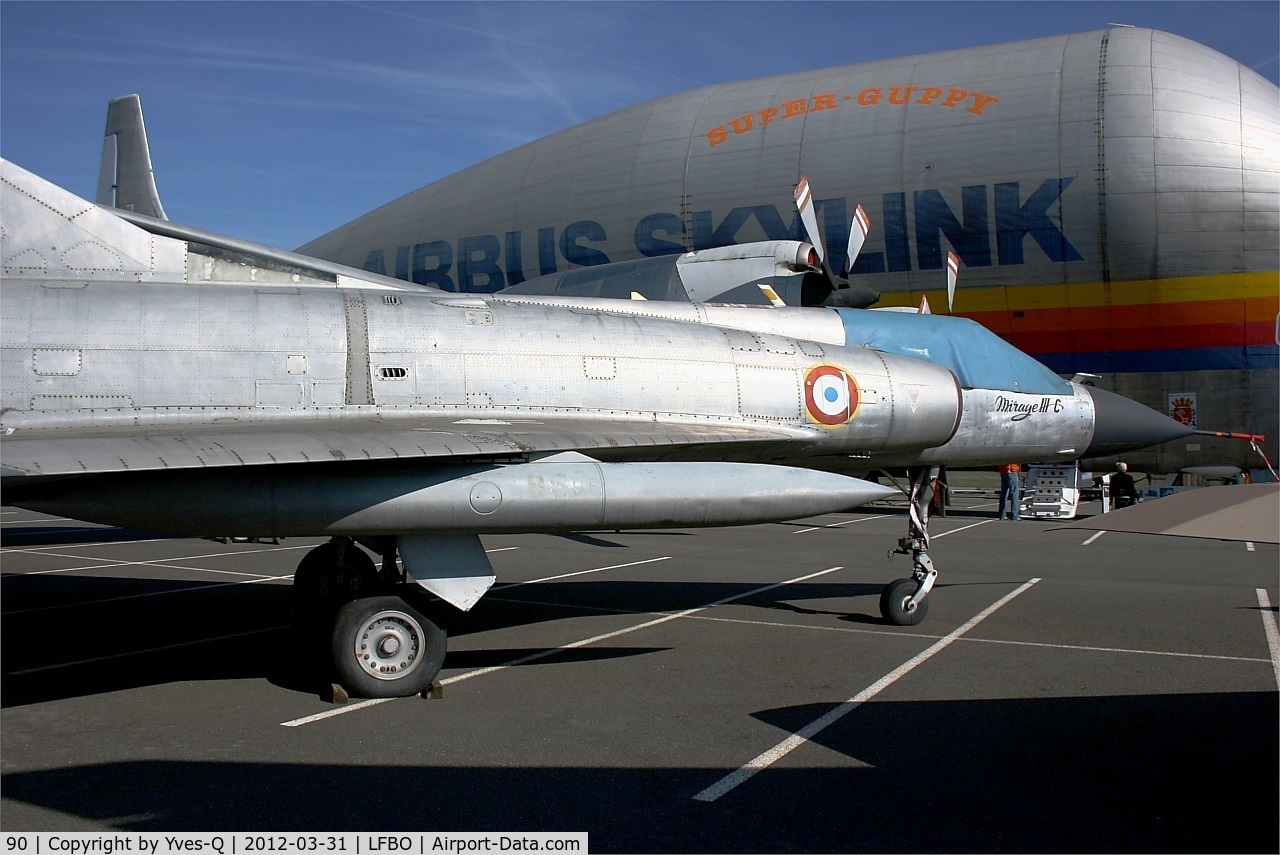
[{"x1": 355, "y1": 611, "x2": 422, "y2": 680}]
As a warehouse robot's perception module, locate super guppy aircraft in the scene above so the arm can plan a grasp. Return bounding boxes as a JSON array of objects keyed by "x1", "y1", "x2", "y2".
[{"x1": 298, "y1": 27, "x2": 1280, "y2": 475}]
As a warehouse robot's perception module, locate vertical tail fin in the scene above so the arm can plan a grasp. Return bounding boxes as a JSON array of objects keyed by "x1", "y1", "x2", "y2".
[{"x1": 96, "y1": 94, "x2": 167, "y2": 220}]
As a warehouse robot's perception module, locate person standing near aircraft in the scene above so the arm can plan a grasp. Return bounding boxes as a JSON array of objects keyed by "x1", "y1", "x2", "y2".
[
  {"x1": 1110, "y1": 462, "x2": 1141, "y2": 509},
  {"x1": 998, "y1": 462, "x2": 1022, "y2": 520},
  {"x1": 931, "y1": 467, "x2": 949, "y2": 518}
]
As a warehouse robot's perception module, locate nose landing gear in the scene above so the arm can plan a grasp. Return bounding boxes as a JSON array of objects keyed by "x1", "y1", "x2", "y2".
[{"x1": 881, "y1": 466, "x2": 940, "y2": 626}]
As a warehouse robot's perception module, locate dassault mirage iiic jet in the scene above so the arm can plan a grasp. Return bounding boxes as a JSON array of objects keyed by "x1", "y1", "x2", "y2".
[{"x1": 0, "y1": 143, "x2": 1188, "y2": 698}]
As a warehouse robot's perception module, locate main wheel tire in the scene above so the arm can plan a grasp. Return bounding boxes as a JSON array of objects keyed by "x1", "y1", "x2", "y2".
[
  {"x1": 880, "y1": 577, "x2": 929, "y2": 626},
  {"x1": 331, "y1": 595, "x2": 447, "y2": 699}
]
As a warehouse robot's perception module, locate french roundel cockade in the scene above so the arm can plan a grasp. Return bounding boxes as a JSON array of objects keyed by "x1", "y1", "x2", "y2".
[{"x1": 804, "y1": 364, "x2": 860, "y2": 426}]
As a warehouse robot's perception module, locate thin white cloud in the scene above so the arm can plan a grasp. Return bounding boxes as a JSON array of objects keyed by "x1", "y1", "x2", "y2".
[
  {"x1": 347, "y1": 0, "x2": 708, "y2": 88},
  {"x1": 5, "y1": 41, "x2": 552, "y2": 103}
]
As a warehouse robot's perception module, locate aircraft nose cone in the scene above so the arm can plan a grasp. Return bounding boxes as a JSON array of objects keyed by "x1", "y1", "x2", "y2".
[{"x1": 1084, "y1": 386, "x2": 1195, "y2": 457}]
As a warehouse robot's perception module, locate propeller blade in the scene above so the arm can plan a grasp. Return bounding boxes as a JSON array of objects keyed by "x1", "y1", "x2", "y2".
[
  {"x1": 793, "y1": 177, "x2": 826, "y2": 266},
  {"x1": 795, "y1": 178, "x2": 880, "y2": 309},
  {"x1": 844, "y1": 204, "x2": 870, "y2": 276},
  {"x1": 946, "y1": 251, "x2": 959, "y2": 314},
  {"x1": 918, "y1": 295, "x2": 932, "y2": 314}
]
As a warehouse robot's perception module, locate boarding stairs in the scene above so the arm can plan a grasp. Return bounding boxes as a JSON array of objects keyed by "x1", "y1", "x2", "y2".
[{"x1": 1021, "y1": 462, "x2": 1082, "y2": 520}]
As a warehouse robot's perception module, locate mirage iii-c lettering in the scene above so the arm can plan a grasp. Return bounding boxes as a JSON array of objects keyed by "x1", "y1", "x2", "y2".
[{"x1": 995, "y1": 395, "x2": 1067, "y2": 418}]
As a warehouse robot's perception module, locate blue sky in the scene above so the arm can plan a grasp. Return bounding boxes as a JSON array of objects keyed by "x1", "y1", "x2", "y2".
[{"x1": 3, "y1": 1, "x2": 1277, "y2": 250}]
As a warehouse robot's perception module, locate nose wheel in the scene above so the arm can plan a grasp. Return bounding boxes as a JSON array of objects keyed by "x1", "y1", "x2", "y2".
[
  {"x1": 880, "y1": 466, "x2": 940, "y2": 626},
  {"x1": 880, "y1": 577, "x2": 930, "y2": 625}
]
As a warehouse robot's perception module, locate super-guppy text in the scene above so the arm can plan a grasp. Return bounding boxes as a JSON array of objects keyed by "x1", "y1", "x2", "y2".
[{"x1": 707, "y1": 87, "x2": 1000, "y2": 147}]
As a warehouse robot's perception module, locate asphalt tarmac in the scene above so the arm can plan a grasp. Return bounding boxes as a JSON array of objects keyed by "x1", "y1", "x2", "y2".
[{"x1": 2, "y1": 494, "x2": 1277, "y2": 852}]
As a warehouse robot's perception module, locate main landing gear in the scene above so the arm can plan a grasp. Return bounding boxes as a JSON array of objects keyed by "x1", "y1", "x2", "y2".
[
  {"x1": 293, "y1": 537, "x2": 447, "y2": 699},
  {"x1": 880, "y1": 466, "x2": 940, "y2": 626}
]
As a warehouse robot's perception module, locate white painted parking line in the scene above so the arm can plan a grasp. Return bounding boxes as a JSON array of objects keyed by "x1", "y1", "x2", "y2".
[
  {"x1": 792, "y1": 515, "x2": 890, "y2": 534},
  {"x1": 496, "y1": 556, "x2": 671, "y2": 589},
  {"x1": 1246, "y1": 541, "x2": 1256, "y2": 552},
  {"x1": 436, "y1": 570, "x2": 841, "y2": 688},
  {"x1": 3, "y1": 561, "x2": 139, "y2": 578},
  {"x1": 283, "y1": 697, "x2": 396, "y2": 722},
  {"x1": 1082, "y1": 531, "x2": 1107, "y2": 546},
  {"x1": 8, "y1": 559, "x2": 282, "y2": 580},
  {"x1": 1257, "y1": 589, "x2": 1280, "y2": 689},
  {"x1": 281, "y1": 564, "x2": 846, "y2": 727},
  {"x1": 2, "y1": 573, "x2": 293, "y2": 616},
  {"x1": 792, "y1": 515, "x2": 992, "y2": 538},
  {"x1": 487, "y1": 599, "x2": 1272, "y2": 665},
  {"x1": 960, "y1": 635, "x2": 1270, "y2": 664},
  {"x1": 0, "y1": 537, "x2": 175, "y2": 553},
  {"x1": 1, "y1": 543, "x2": 314, "y2": 581},
  {"x1": 931, "y1": 519, "x2": 995, "y2": 539},
  {"x1": 7, "y1": 626, "x2": 286, "y2": 676},
  {"x1": 692, "y1": 577, "x2": 1041, "y2": 803},
  {"x1": 791, "y1": 513, "x2": 992, "y2": 544}
]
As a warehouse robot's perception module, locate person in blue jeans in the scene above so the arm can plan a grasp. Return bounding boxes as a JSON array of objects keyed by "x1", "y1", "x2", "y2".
[{"x1": 998, "y1": 462, "x2": 1021, "y2": 520}]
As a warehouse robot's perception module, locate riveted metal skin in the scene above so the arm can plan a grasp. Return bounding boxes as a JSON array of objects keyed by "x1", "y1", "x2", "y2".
[{"x1": 0, "y1": 279, "x2": 961, "y2": 471}]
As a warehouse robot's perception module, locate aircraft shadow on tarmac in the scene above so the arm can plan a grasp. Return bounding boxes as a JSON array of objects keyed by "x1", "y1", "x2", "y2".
[
  {"x1": 0, "y1": 525, "x2": 183, "y2": 547},
  {"x1": 1, "y1": 566, "x2": 913, "y2": 707},
  {"x1": 1, "y1": 690, "x2": 1274, "y2": 853},
  {"x1": 551, "y1": 530, "x2": 696, "y2": 548}
]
